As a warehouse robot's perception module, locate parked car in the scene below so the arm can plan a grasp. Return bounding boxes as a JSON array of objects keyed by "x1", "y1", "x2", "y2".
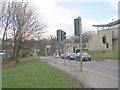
[
  {"x1": 66, "y1": 53, "x2": 77, "y2": 60},
  {"x1": 60, "y1": 53, "x2": 67, "y2": 59},
  {"x1": 53, "y1": 53, "x2": 60, "y2": 58},
  {"x1": 60, "y1": 54, "x2": 64, "y2": 59},
  {"x1": 76, "y1": 52, "x2": 91, "y2": 61}
]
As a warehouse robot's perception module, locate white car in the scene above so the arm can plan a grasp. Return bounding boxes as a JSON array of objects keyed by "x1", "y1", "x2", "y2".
[
  {"x1": 53, "y1": 54, "x2": 60, "y2": 58},
  {"x1": 60, "y1": 53, "x2": 66, "y2": 59}
]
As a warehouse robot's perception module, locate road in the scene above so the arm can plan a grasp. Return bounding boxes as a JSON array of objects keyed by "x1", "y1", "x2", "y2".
[
  {"x1": 40, "y1": 56, "x2": 118, "y2": 88},
  {"x1": 83, "y1": 60, "x2": 118, "y2": 80},
  {"x1": 41, "y1": 56, "x2": 118, "y2": 80}
]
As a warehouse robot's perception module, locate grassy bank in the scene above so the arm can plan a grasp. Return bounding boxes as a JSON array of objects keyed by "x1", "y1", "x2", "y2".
[
  {"x1": 2, "y1": 56, "x2": 73, "y2": 88},
  {"x1": 85, "y1": 50, "x2": 118, "y2": 60}
]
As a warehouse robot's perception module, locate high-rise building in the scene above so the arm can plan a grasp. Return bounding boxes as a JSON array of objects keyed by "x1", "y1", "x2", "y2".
[{"x1": 74, "y1": 18, "x2": 80, "y2": 36}]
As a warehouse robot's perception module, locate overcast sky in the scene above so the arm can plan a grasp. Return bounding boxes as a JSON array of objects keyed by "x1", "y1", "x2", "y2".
[{"x1": 0, "y1": 0, "x2": 119, "y2": 38}]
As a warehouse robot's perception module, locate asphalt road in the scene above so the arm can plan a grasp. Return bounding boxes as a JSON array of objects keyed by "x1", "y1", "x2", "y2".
[
  {"x1": 82, "y1": 60, "x2": 118, "y2": 80},
  {"x1": 41, "y1": 56, "x2": 118, "y2": 80}
]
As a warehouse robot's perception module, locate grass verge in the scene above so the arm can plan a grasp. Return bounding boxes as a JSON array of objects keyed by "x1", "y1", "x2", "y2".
[
  {"x1": 2, "y1": 56, "x2": 73, "y2": 88},
  {"x1": 85, "y1": 50, "x2": 118, "y2": 60}
]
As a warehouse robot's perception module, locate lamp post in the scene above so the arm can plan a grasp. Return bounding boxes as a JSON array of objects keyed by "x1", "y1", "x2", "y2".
[
  {"x1": 112, "y1": 19, "x2": 115, "y2": 29},
  {"x1": 112, "y1": 19, "x2": 115, "y2": 50},
  {"x1": 78, "y1": 17, "x2": 83, "y2": 72}
]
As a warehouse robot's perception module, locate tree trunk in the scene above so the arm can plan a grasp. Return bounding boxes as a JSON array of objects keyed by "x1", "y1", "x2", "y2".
[
  {"x1": 16, "y1": 49, "x2": 19, "y2": 63},
  {"x1": 13, "y1": 39, "x2": 16, "y2": 62},
  {"x1": 15, "y1": 38, "x2": 22, "y2": 63}
]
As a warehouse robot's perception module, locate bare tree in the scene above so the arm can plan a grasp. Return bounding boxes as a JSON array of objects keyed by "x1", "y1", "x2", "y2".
[
  {"x1": 0, "y1": 2, "x2": 46, "y2": 63},
  {"x1": 68, "y1": 31, "x2": 96, "y2": 44},
  {"x1": 0, "y1": 2, "x2": 13, "y2": 53},
  {"x1": 82, "y1": 30, "x2": 96, "y2": 43}
]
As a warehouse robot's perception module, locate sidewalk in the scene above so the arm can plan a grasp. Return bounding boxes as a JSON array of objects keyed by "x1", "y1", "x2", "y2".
[{"x1": 47, "y1": 59, "x2": 118, "y2": 88}]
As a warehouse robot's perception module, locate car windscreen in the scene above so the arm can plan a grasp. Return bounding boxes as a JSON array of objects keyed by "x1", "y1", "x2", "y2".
[
  {"x1": 70, "y1": 53, "x2": 77, "y2": 56},
  {"x1": 82, "y1": 53, "x2": 89, "y2": 56}
]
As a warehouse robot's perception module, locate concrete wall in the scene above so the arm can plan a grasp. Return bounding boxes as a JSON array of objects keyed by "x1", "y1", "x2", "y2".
[
  {"x1": 66, "y1": 43, "x2": 74, "y2": 54},
  {"x1": 65, "y1": 42, "x2": 80, "y2": 54}
]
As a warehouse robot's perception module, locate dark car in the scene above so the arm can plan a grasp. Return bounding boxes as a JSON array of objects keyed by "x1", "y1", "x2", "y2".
[
  {"x1": 66, "y1": 53, "x2": 77, "y2": 60},
  {"x1": 76, "y1": 52, "x2": 91, "y2": 61}
]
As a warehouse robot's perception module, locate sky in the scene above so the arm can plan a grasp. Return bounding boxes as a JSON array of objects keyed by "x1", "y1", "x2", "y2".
[{"x1": 0, "y1": 0, "x2": 119, "y2": 39}]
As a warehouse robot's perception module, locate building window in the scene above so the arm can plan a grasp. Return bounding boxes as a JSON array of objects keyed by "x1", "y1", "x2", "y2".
[
  {"x1": 67, "y1": 45, "x2": 69, "y2": 48},
  {"x1": 73, "y1": 46, "x2": 76, "y2": 53},
  {"x1": 106, "y1": 42, "x2": 109, "y2": 48}
]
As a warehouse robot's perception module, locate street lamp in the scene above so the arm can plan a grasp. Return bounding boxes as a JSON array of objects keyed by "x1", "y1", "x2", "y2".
[{"x1": 112, "y1": 19, "x2": 115, "y2": 29}]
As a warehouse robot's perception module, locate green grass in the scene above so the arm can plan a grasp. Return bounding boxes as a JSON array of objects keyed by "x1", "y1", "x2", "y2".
[
  {"x1": 2, "y1": 56, "x2": 73, "y2": 88},
  {"x1": 85, "y1": 50, "x2": 118, "y2": 60},
  {"x1": 0, "y1": 67, "x2": 2, "y2": 89}
]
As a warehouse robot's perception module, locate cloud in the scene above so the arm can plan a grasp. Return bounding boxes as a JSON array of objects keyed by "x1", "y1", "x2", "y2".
[
  {"x1": 0, "y1": 0, "x2": 118, "y2": 39},
  {"x1": 82, "y1": 15, "x2": 118, "y2": 32},
  {"x1": 55, "y1": 0, "x2": 119, "y2": 3},
  {"x1": 82, "y1": 19, "x2": 99, "y2": 32},
  {"x1": 29, "y1": 0, "x2": 118, "y2": 38},
  {"x1": 108, "y1": 0, "x2": 119, "y2": 11},
  {"x1": 28, "y1": 0, "x2": 80, "y2": 38}
]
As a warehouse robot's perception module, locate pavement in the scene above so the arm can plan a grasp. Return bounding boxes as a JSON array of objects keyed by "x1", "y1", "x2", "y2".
[{"x1": 41, "y1": 57, "x2": 119, "y2": 88}]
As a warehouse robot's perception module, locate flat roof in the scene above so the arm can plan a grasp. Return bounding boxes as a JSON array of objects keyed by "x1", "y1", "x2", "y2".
[{"x1": 93, "y1": 19, "x2": 120, "y2": 27}]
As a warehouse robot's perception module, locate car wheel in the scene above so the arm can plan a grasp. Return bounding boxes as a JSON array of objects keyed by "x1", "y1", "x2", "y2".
[{"x1": 67, "y1": 57, "x2": 70, "y2": 60}]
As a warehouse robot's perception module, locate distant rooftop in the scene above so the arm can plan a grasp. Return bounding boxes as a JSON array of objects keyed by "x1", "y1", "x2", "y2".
[{"x1": 93, "y1": 19, "x2": 120, "y2": 27}]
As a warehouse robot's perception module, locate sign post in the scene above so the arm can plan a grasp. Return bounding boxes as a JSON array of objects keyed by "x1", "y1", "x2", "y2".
[
  {"x1": 56, "y1": 29, "x2": 66, "y2": 66},
  {"x1": 78, "y1": 17, "x2": 83, "y2": 72}
]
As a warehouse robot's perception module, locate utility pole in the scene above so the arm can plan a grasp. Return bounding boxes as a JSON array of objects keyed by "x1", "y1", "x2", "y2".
[
  {"x1": 60, "y1": 41, "x2": 66, "y2": 66},
  {"x1": 56, "y1": 29, "x2": 66, "y2": 65}
]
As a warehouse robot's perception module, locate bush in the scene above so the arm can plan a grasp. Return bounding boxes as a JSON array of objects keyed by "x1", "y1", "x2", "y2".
[
  {"x1": 75, "y1": 49, "x2": 89, "y2": 53},
  {"x1": 76, "y1": 49, "x2": 80, "y2": 53}
]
